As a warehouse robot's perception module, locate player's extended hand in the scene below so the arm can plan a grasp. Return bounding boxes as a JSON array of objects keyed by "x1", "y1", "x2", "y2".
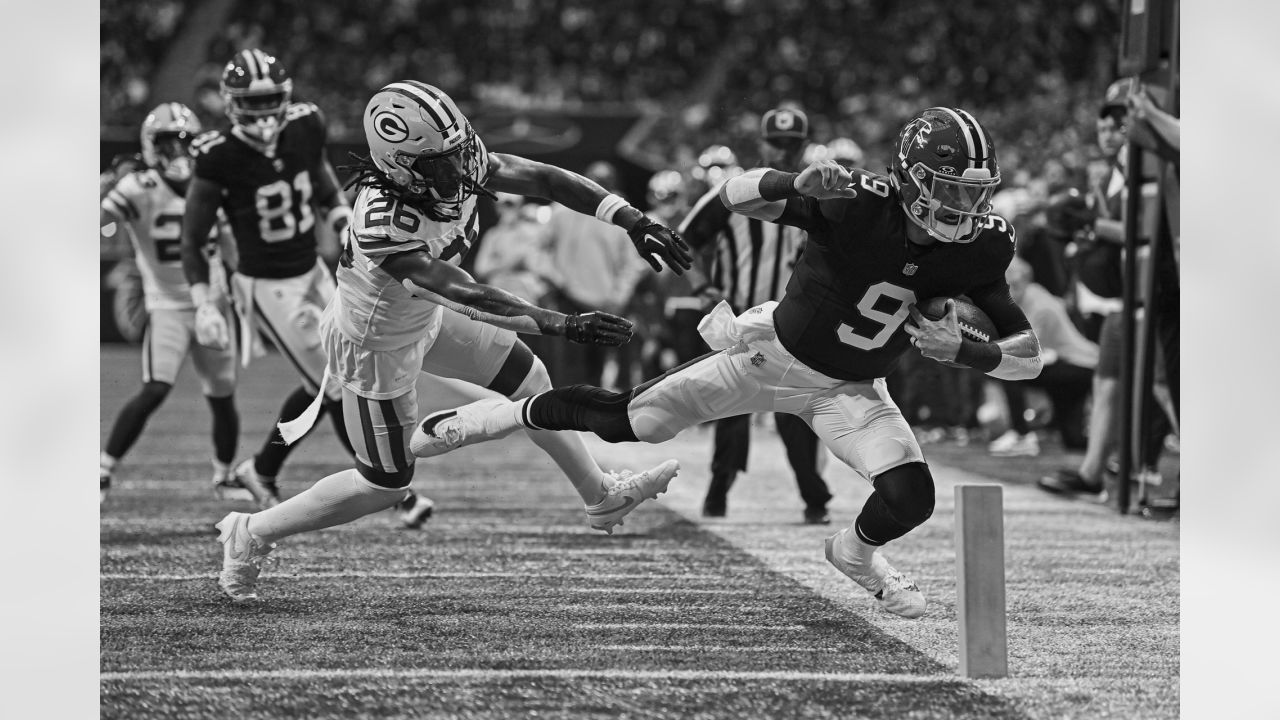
[
  {"x1": 195, "y1": 303, "x2": 230, "y2": 350},
  {"x1": 627, "y1": 215, "x2": 694, "y2": 275},
  {"x1": 794, "y1": 160, "x2": 858, "y2": 200},
  {"x1": 564, "y1": 311, "x2": 634, "y2": 346},
  {"x1": 906, "y1": 300, "x2": 962, "y2": 364}
]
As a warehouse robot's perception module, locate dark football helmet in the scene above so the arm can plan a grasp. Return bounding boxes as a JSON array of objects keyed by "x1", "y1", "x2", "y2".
[
  {"x1": 890, "y1": 107, "x2": 1000, "y2": 243},
  {"x1": 220, "y1": 49, "x2": 293, "y2": 144}
]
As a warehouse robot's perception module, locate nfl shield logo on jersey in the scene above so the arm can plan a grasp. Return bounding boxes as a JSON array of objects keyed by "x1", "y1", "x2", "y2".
[{"x1": 750, "y1": 352, "x2": 766, "y2": 367}]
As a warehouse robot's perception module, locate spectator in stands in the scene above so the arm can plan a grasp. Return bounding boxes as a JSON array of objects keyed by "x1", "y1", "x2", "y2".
[
  {"x1": 1038, "y1": 80, "x2": 1173, "y2": 499},
  {"x1": 988, "y1": 258, "x2": 1097, "y2": 456},
  {"x1": 473, "y1": 193, "x2": 556, "y2": 363},
  {"x1": 543, "y1": 161, "x2": 650, "y2": 387}
]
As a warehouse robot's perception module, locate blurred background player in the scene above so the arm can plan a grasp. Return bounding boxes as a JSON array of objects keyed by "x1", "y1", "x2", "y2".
[
  {"x1": 100, "y1": 102, "x2": 243, "y2": 504},
  {"x1": 178, "y1": 49, "x2": 434, "y2": 526},
  {"x1": 679, "y1": 107, "x2": 833, "y2": 524},
  {"x1": 212, "y1": 80, "x2": 692, "y2": 602}
]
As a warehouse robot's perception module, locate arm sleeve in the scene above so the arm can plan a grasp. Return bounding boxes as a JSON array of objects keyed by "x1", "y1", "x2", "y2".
[
  {"x1": 967, "y1": 279, "x2": 1032, "y2": 337},
  {"x1": 719, "y1": 169, "x2": 820, "y2": 231}
]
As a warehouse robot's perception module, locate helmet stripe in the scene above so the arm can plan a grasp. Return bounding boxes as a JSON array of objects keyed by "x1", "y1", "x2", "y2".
[
  {"x1": 402, "y1": 81, "x2": 460, "y2": 128},
  {"x1": 954, "y1": 108, "x2": 989, "y2": 166},
  {"x1": 935, "y1": 107, "x2": 980, "y2": 168},
  {"x1": 384, "y1": 82, "x2": 460, "y2": 137},
  {"x1": 240, "y1": 49, "x2": 261, "y2": 81}
]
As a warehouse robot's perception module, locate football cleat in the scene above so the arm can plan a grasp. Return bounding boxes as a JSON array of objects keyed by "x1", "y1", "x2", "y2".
[
  {"x1": 214, "y1": 512, "x2": 276, "y2": 603},
  {"x1": 586, "y1": 460, "x2": 680, "y2": 534},
  {"x1": 987, "y1": 430, "x2": 1040, "y2": 457},
  {"x1": 824, "y1": 528, "x2": 926, "y2": 619},
  {"x1": 397, "y1": 492, "x2": 436, "y2": 530},
  {"x1": 213, "y1": 466, "x2": 254, "y2": 502},
  {"x1": 100, "y1": 472, "x2": 111, "y2": 506},
  {"x1": 409, "y1": 398, "x2": 519, "y2": 458},
  {"x1": 233, "y1": 458, "x2": 281, "y2": 509}
]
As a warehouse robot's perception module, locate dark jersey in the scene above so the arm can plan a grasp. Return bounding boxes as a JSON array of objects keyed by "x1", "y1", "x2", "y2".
[
  {"x1": 190, "y1": 102, "x2": 329, "y2": 279},
  {"x1": 767, "y1": 169, "x2": 1028, "y2": 381}
]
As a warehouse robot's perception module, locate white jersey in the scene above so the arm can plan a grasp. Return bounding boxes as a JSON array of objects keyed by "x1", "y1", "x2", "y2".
[
  {"x1": 335, "y1": 185, "x2": 482, "y2": 350},
  {"x1": 102, "y1": 169, "x2": 230, "y2": 311}
]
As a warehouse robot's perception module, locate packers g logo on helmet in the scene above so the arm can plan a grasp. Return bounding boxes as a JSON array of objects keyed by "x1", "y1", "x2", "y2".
[
  {"x1": 141, "y1": 102, "x2": 201, "y2": 183},
  {"x1": 373, "y1": 111, "x2": 409, "y2": 143}
]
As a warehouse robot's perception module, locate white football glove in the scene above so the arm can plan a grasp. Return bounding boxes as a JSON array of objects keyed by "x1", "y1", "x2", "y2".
[{"x1": 195, "y1": 303, "x2": 230, "y2": 349}]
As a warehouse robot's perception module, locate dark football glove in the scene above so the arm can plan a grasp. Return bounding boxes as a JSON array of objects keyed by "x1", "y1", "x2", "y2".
[
  {"x1": 627, "y1": 215, "x2": 693, "y2": 275},
  {"x1": 563, "y1": 311, "x2": 634, "y2": 346}
]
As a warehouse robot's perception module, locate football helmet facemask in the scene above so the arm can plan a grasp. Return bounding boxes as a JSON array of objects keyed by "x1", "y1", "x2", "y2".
[
  {"x1": 890, "y1": 107, "x2": 1000, "y2": 243},
  {"x1": 363, "y1": 81, "x2": 489, "y2": 221},
  {"x1": 221, "y1": 49, "x2": 293, "y2": 145},
  {"x1": 141, "y1": 102, "x2": 202, "y2": 183}
]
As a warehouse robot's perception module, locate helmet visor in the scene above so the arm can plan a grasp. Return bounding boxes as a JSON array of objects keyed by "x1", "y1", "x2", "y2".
[
  {"x1": 152, "y1": 132, "x2": 193, "y2": 162},
  {"x1": 929, "y1": 174, "x2": 996, "y2": 222},
  {"x1": 231, "y1": 91, "x2": 288, "y2": 118},
  {"x1": 409, "y1": 142, "x2": 474, "y2": 199}
]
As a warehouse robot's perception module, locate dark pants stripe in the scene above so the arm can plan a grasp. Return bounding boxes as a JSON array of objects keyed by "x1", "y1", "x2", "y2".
[
  {"x1": 487, "y1": 340, "x2": 535, "y2": 397},
  {"x1": 254, "y1": 304, "x2": 321, "y2": 392},
  {"x1": 377, "y1": 398, "x2": 410, "y2": 471},
  {"x1": 356, "y1": 396, "x2": 384, "y2": 471}
]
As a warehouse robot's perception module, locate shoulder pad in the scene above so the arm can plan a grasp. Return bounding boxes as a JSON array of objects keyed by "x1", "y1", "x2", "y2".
[{"x1": 190, "y1": 130, "x2": 227, "y2": 158}]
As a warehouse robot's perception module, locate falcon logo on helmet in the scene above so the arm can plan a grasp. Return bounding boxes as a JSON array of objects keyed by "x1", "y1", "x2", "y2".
[
  {"x1": 890, "y1": 107, "x2": 1000, "y2": 243},
  {"x1": 220, "y1": 49, "x2": 293, "y2": 145},
  {"x1": 141, "y1": 102, "x2": 202, "y2": 183},
  {"x1": 356, "y1": 80, "x2": 491, "y2": 221}
]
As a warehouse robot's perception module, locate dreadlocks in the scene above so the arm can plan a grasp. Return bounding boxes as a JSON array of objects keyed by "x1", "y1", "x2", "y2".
[{"x1": 339, "y1": 152, "x2": 497, "y2": 223}]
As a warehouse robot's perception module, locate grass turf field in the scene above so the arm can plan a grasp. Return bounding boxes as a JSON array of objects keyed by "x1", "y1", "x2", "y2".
[{"x1": 100, "y1": 346, "x2": 1178, "y2": 719}]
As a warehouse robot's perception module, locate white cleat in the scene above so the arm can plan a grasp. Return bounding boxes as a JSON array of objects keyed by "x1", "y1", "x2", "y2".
[
  {"x1": 213, "y1": 470, "x2": 254, "y2": 503},
  {"x1": 824, "y1": 528, "x2": 927, "y2": 619},
  {"x1": 233, "y1": 458, "x2": 280, "y2": 509},
  {"x1": 397, "y1": 492, "x2": 436, "y2": 530},
  {"x1": 409, "y1": 398, "x2": 520, "y2": 458},
  {"x1": 214, "y1": 512, "x2": 276, "y2": 603},
  {"x1": 586, "y1": 459, "x2": 680, "y2": 534}
]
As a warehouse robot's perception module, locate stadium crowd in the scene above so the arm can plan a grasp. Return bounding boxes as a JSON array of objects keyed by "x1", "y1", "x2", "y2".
[{"x1": 100, "y1": 0, "x2": 1177, "y2": 509}]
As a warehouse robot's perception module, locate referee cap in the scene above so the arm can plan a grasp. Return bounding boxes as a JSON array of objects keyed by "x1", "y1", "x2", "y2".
[{"x1": 761, "y1": 108, "x2": 809, "y2": 141}]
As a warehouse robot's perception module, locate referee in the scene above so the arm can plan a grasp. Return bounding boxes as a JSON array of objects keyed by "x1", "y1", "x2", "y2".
[{"x1": 678, "y1": 106, "x2": 833, "y2": 524}]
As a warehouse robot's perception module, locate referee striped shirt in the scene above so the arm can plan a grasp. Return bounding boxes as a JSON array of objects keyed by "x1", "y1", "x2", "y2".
[{"x1": 679, "y1": 184, "x2": 807, "y2": 312}]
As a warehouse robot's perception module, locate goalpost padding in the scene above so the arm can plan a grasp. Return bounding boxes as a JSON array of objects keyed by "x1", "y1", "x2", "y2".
[{"x1": 954, "y1": 484, "x2": 1008, "y2": 678}]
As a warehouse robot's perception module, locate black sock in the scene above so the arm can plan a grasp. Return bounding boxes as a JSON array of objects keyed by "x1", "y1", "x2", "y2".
[
  {"x1": 255, "y1": 386, "x2": 320, "y2": 477},
  {"x1": 526, "y1": 384, "x2": 637, "y2": 442},
  {"x1": 206, "y1": 394, "x2": 239, "y2": 464},
  {"x1": 105, "y1": 381, "x2": 171, "y2": 459},
  {"x1": 853, "y1": 492, "x2": 911, "y2": 546}
]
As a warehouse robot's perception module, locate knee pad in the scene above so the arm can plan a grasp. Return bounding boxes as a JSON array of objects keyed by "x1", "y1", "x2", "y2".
[
  {"x1": 872, "y1": 462, "x2": 935, "y2": 528},
  {"x1": 137, "y1": 381, "x2": 172, "y2": 412},
  {"x1": 357, "y1": 461, "x2": 415, "y2": 490}
]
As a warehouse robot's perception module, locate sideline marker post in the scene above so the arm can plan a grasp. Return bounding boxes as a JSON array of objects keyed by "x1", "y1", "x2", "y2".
[{"x1": 954, "y1": 484, "x2": 1008, "y2": 678}]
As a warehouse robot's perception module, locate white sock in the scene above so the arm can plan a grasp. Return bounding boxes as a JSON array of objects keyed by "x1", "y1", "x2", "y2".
[
  {"x1": 246, "y1": 468, "x2": 406, "y2": 544},
  {"x1": 526, "y1": 429, "x2": 607, "y2": 505},
  {"x1": 841, "y1": 525, "x2": 879, "y2": 566},
  {"x1": 101, "y1": 452, "x2": 118, "y2": 476},
  {"x1": 212, "y1": 459, "x2": 232, "y2": 482}
]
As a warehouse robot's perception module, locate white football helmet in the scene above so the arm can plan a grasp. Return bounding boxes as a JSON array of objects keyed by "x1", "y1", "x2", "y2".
[
  {"x1": 220, "y1": 49, "x2": 293, "y2": 145},
  {"x1": 363, "y1": 81, "x2": 488, "y2": 220},
  {"x1": 141, "y1": 102, "x2": 202, "y2": 182}
]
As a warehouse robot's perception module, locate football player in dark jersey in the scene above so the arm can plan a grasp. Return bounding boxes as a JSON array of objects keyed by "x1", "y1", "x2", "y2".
[
  {"x1": 409, "y1": 108, "x2": 1043, "y2": 619},
  {"x1": 179, "y1": 49, "x2": 434, "y2": 525}
]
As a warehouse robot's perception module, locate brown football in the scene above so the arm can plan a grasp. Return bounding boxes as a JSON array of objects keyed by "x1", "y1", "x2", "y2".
[{"x1": 915, "y1": 296, "x2": 998, "y2": 368}]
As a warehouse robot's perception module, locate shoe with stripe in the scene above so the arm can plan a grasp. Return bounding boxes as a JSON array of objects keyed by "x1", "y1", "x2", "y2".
[
  {"x1": 586, "y1": 460, "x2": 680, "y2": 534},
  {"x1": 409, "y1": 398, "x2": 519, "y2": 458},
  {"x1": 824, "y1": 528, "x2": 926, "y2": 619},
  {"x1": 214, "y1": 512, "x2": 276, "y2": 603}
]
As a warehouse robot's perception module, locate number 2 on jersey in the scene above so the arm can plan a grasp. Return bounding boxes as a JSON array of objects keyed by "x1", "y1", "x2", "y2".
[
  {"x1": 836, "y1": 281, "x2": 917, "y2": 350},
  {"x1": 256, "y1": 171, "x2": 314, "y2": 243}
]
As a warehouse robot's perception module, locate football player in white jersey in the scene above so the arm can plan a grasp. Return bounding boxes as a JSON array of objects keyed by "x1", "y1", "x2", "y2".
[
  {"x1": 100, "y1": 103, "x2": 245, "y2": 504},
  {"x1": 212, "y1": 80, "x2": 694, "y2": 602}
]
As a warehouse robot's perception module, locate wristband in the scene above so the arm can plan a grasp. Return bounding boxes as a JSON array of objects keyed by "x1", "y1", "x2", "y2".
[
  {"x1": 759, "y1": 171, "x2": 802, "y2": 201},
  {"x1": 594, "y1": 193, "x2": 630, "y2": 223},
  {"x1": 954, "y1": 339, "x2": 1001, "y2": 372}
]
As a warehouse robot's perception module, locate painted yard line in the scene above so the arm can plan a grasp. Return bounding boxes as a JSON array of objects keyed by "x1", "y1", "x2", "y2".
[
  {"x1": 573, "y1": 622, "x2": 808, "y2": 631},
  {"x1": 100, "y1": 571, "x2": 723, "y2": 581},
  {"x1": 101, "y1": 667, "x2": 949, "y2": 684},
  {"x1": 597, "y1": 645, "x2": 845, "y2": 653}
]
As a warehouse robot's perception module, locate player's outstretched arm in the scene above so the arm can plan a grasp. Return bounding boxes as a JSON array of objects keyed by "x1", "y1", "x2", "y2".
[
  {"x1": 382, "y1": 250, "x2": 633, "y2": 346},
  {"x1": 181, "y1": 176, "x2": 232, "y2": 349},
  {"x1": 484, "y1": 152, "x2": 693, "y2": 274},
  {"x1": 720, "y1": 160, "x2": 857, "y2": 221}
]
